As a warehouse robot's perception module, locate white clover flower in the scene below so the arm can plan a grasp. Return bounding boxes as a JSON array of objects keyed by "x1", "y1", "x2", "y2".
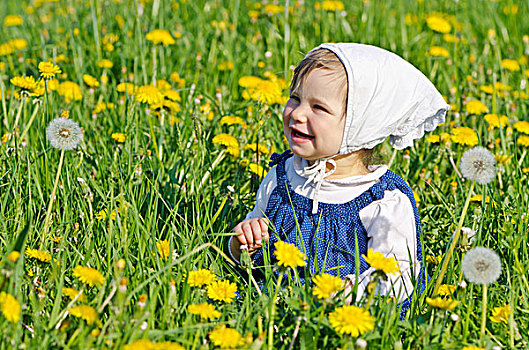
[
  {"x1": 461, "y1": 246, "x2": 501, "y2": 285},
  {"x1": 459, "y1": 147, "x2": 496, "y2": 185},
  {"x1": 46, "y1": 117, "x2": 83, "y2": 150}
]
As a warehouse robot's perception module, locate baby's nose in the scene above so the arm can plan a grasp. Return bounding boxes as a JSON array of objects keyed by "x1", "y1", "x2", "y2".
[{"x1": 291, "y1": 105, "x2": 308, "y2": 122}]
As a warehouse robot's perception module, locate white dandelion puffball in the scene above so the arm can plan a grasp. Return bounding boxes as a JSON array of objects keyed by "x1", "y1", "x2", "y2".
[
  {"x1": 461, "y1": 246, "x2": 501, "y2": 285},
  {"x1": 459, "y1": 147, "x2": 496, "y2": 185},
  {"x1": 46, "y1": 117, "x2": 83, "y2": 150}
]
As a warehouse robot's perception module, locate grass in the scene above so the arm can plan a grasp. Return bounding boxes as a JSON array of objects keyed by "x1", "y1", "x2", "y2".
[{"x1": 0, "y1": 0, "x2": 528, "y2": 348}]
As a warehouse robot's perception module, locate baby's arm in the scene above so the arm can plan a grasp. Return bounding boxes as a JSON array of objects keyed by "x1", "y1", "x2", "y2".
[
  {"x1": 347, "y1": 189, "x2": 420, "y2": 303},
  {"x1": 228, "y1": 167, "x2": 278, "y2": 263}
]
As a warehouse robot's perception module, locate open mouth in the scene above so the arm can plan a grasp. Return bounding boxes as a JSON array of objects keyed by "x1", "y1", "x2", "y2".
[{"x1": 291, "y1": 128, "x2": 314, "y2": 140}]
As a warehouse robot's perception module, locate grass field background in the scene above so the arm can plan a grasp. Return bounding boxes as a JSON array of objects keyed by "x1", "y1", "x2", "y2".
[{"x1": 0, "y1": 0, "x2": 528, "y2": 348}]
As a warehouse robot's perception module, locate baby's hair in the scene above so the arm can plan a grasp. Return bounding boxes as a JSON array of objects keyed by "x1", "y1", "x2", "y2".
[{"x1": 290, "y1": 49, "x2": 348, "y2": 116}]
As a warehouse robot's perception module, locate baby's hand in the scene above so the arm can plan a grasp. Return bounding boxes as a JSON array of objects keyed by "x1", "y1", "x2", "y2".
[{"x1": 231, "y1": 218, "x2": 270, "y2": 259}]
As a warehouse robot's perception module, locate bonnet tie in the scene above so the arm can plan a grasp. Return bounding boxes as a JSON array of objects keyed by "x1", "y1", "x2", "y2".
[{"x1": 298, "y1": 157, "x2": 337, "y2": 214}]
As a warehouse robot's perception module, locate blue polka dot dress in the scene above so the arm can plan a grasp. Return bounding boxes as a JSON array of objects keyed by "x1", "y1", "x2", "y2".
[{"x1": 252, "y1": 150, "x2": 426, "y2": 318}]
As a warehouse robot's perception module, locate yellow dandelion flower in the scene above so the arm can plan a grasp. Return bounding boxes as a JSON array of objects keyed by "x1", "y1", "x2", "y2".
[
  {"x1": 111, "y1": 132, "x2": 126, "y2": 143},
  {"x1": 451, "y1": 127, "x2": 478, "y2": 147},
  {"x1": 212, "y1": 133, "x2": 238, "y2": 149},
  {"x1": 484, "y1": 114, "x2": 509, "y2": 129},
  {"x1": 155, "y1": 79, "x2": 171, "y2": 92},
  {"x1": 3, "y1": 15, "x2": 23, "y2": 27},
  {"x1": 426, "y1": 255, "x2": 443, "y2": 265},
  {"x1": 220, "y1": 115, "x2": 247, "y2": 127},
  {"x1": 58, "y1": 81, "x2": 83, "y2": 103},
  {"x1": 145, "y1": 29, "x2": 175, "y2": 45},
  {"x1": 48, "y1": 79, "x2": 60, "y2": 91},
  {"x1": 163, "y1": 89, "x2": 182, "y2": 102},
  {"x1": 512, "y1": 91, "x2": 529, "y2": 99},
  {"x1": 490, "y1": 304, "x2": 510, "y2": 324},
  {"x1": 248, "y1": 163, "x2": 267, "y2": 178},
  {"x1": 8, "y1": 38, "x2": 27, "y2": 51},
  {"x1": 437, "y1": 284, "x2": 455, "y2": 297},
  {"x1": 238, "y1": 76, "x2": 263, "y2": 88},
  {"x1": 207, "y1": 280, "x2": 237, "y2": 303},
  {"x1": 38, "y1": 61, "x2": 61, "y2": 79},
  {"x1": 25, "y1": 248, "x2": 52, "y2": 263},
  {"x1": 0, "y1": 292, "x2": 21, "y2": 323},
  {"x1": 69, "y1": 305, "x2": 98, "y2": 325},
  {"x1": 263, "y1": 4, "x2": 283, "y2": 15},
  {"x1": 426, "y1": 297, "x2": 459, "y2": 310},
  {"x1": 245, "y1": 143, "x2": 269, "y2": 154},
  {"x1": 426, "y1": 15, "x2": 451, "y2": 33},
  {"x1": 218, "y1": 61, "x2": 234, "y2": 71},
  {"x1": 321, "y1": 0, "x2": 345, "y2": 11},
  {"x1": 83, "y1": 74, "x2": 100, "y2": 88},
  {"x1": 426, "y1": 135, "x2": 440, "y2": 143},
  {"x1": 500, "y1": 59, "x2": 520, "y2": 72},
  {"x1": 480, "y1": 82, "x2": 511, "y2": 96},
  {"x1": 98, "y1": 59, "x2": 113, "y2": 68},
  {"x1": 495, "y1": 154, "x2": 512, "y2": 164},
  {"x1": 0, "y1": 42, "x2": 16, "y2": 56},
  {"x1": 61, "y1": 287, "x2": 87, "y2": 302},
  {"x1": 170, "y1": 72, "x2": 186, "y2": 88},
  {"x1": 443, "y1": 33, "x2": 459, "y2": 43},
  {"x1": 123, "y1": 340, "x2": 184, "y2": 350},
  {"x1": 242, "y1": 79, "x2": 284, "y2": 105},
  {"x1": 312, "y1": 274, "x2": 343, "y2": 300},
  {"x1": 7, "y1": 251, "x2": 20, "y2": 262},
  {"x1": 117, "y1": 82, "x2": 136, "y2": 95},
  {"x1": 465, "y1": 100, "x2": 488, "y2": 115},
  {"x1": 426, "y1": 46, "x2": 450, "y2": 58},
  {"x1": 362, "y1": 249, "x2": 400, "y2": 275},
  {"x1": 517, "y1": 135, "x2": 529, "y2": 147},
  {"x1": 328, "y1": 305, "x2": 375, "y2": 336},
  {"x1": 135, "y1": 85, "x2": 164, "y2": 105},
  {"x1": 461, "y1": 347, "x2": 484, "y2": 350},
  {"x1": 10, "y1": 76, "x2": 37, "y2": 90},
  {"x1": 274, "y1": 241, "x2": 306, "y2": 268},
  {"x1": 96, "y1": 208, "x2": 118, "y2": 221},
  {"x1": 470, "y1": 194, "x2": 490, "y2": 203},
  {"x1": 209, "y1": 325, "x2": 244, "y2": 349},
  {"x1": 156, "y1": 240, "x2": 170, "y2": 260},
  {"x1": 187, "y1": 303, "x2": 221, "y2": 319},
  {"x1": 186, "y1": 269, "x2": 217, "y2": 287},
  {"x1": 72, "y1": 265, "x2": 105, "y2": 287},
  {"x1": 513, "y1": 121, "x2": 529, "y2": 134}
]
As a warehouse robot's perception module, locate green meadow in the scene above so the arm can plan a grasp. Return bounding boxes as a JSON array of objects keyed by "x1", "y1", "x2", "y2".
[{"x1": 0, "y1": 0, "x2": 528, "y2": 348}]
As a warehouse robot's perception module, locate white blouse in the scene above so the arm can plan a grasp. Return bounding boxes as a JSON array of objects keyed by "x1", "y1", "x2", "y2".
[{"x1": 232, "y1": 155, "x2": 421, "y2": 303}]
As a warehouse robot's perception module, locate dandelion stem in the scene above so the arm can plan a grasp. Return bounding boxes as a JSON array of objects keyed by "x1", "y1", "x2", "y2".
[
  {"x1": 20, "y1": 104, "x2": 40, "y2": 141},
  {"x1": 146, "y1": 112, "x2": 161, "y2": 162},
  {"x1": 11, "y1": 97, "x2": 25, "y2": 133},
  {"x1": 268, "y1": 272, "x2": 283, "y2": 350},
  {"x1": 364, "y1": 279, "x2": 377, "y2": 311},
  {"x1": 198, "y1": 150, "x2": 226, "y2": 191},
  {"x1": 481, "y1": 284, "x2": 488, "y2": 339},
  {"x1": 41, "y1": 149, "x2": 65, "y2": 248},
  {"x1": 433, "y1": 180, "x2": 475, "y2": 294}
]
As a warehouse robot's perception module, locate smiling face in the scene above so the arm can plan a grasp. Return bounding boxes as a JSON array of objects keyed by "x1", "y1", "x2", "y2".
[{"x1": 283, "y1": 68, "x2": 347, "y2": 161}]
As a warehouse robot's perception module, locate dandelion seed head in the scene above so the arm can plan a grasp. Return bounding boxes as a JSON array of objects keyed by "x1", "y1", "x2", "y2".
[
  {"x1": 459, "y1": 146, "x2": 496, "y2": 184},
  {"x1": 461, "y1": 246, "x2": 501, "y2": 285},
  {"x1": 46, "y1": 117, "x2": 83, "y2": 150}
]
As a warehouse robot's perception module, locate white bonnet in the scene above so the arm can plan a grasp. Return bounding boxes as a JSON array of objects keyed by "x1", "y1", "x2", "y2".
[{"x1": 307, "y1": 43, "x2": 450, "y2": 154}]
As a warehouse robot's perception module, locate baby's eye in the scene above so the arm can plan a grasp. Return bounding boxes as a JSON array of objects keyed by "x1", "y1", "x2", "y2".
[
  {"x1": 314, "y1": 104, "x2": 329, "y2": 113},
  {"x1": 289, "y1": 95, "x2": 300, "y2": 102}
]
